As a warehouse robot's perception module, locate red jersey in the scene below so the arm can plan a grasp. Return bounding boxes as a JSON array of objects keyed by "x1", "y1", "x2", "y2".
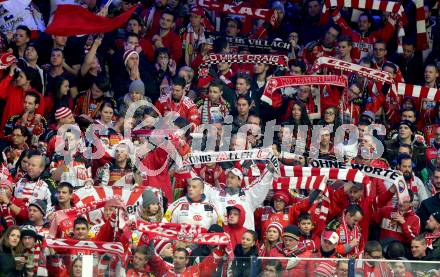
[{"x1": 155, "y1": 95, "x2": 201, "y2": 127}]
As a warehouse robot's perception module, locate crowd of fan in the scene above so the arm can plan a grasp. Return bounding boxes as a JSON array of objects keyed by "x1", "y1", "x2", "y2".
[{"x1": 0, "y1": 0, "x2": 439, "y2": 276}]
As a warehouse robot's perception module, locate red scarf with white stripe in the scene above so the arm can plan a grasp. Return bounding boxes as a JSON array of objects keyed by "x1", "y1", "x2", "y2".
[{"x1": 414, "y1": 0, "x2": 429, "y2": 50}]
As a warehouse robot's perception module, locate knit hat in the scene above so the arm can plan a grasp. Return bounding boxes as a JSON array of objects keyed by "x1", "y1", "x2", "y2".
[
  {"x1": 29, "y1": 199, "x2": 47, "y2": 216},
  {"x1": 272, "y1": 190, "x2": 291, "y2": 205},
  {"x1": 20, "y1": 222, "x2": 42, "y2": 240},
  {"x1": 153, "y1": 238, "x2": 172, "y2": 255},
  {"x1": 55, "y1": 107, "x2": 72, "y2": 121},
  {"x1": 226, "y1": 167, "x2": 243, "y2": 180},
  {"x1": 142, "y1": 189, "x2": 159, "y2": 209},
  {"x1": 433, "y1": 212, "x2": 440, "y2": 223},
  {"x1": 266, "y1": 222, "x2": 283, "y2": 235},
  {"x1": 272, "y1": 1, "x2": 285, "y2": 13},
  {"x1": 123, "y1": 49, "x2": 139, "y2": 66},
  {"x1": 361, "y1": 110, "x2": 375, "y2": 123},
  {"x1": 282, "y1": 225, "x2": 301, "y2": 240},
  {"x1": 399, "y1": 120, "x2": 417, "y2": 134},
  {"x1": 129, "y1": 80, "x2": 145, "y2": 95},
  {"x1": 321, "y1": 230, "x2": 339, "y2": 245}
]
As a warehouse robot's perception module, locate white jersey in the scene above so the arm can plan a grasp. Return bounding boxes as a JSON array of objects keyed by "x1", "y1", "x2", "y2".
[
  {"x1": 204, "y1": 168, "x2": 274, "y2": 230},
  {"x1": 0, "y1": 0, "x2": 45, "y2": 34},
  {"x1": 14, "y1": 177, "x2": 53, "y2": 211},
  {"x1": 163, "y1": 195, "x2": 222, "y2": 230}
]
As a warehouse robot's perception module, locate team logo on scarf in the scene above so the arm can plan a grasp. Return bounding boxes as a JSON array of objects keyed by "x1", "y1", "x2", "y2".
[{"x1": 0, "y1": 53, "x2": 16, "y2": 69}]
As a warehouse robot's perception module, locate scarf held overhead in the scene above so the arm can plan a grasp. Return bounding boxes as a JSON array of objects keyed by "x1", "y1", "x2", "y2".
[
  {"x1": 184, "y1": 148, "x2": 279, "y2": 171},
  {"x1": 314, "y1": 57, "x2": 394, "y2": 83},
  {"x1": 309, "y1": 159, "x2": 410, "y2": 203},
  {"x1": 195, "y1": 0, "x2": 270, "y2": 19},
  {"x1": 199, "y1": 54, "x2": 288, "y2": 76},
  {"x1": 206, "y1": 33, "x2": 291, "y2": 51},
  {"x1": 261, "y1": 75, "x2": 347, "y2": 106}
]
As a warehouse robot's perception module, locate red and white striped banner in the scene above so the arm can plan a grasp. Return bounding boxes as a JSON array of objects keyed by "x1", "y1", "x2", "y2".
[
  {"x1": 414, "y1": 0, "x2": 429, "y2": 50},
  {"x1": 323, "y1": 0, "x2": 404, "y2": 16},
  {"x1": 273, "y1": 175, "x2": 328, "y2": 191},
  {"x1": 393, "y1": 83, "x2": 440, "y2": 101}
]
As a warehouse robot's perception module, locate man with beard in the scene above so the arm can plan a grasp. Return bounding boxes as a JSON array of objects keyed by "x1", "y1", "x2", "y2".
[
  {"x1": 384, "y1": 120, "x2": 426, "y2": 176},
  {"x1": 327, "y1": 204, "x2": 364, "y2": 258},
  {"x1": 394, "y1": 154, "x2": 429, "y2": 210},
  {"x1": 418, "y1": 188, "x2": 440, "y2": 232},
  {"x1": 424, "y1": 212, "x2": 440, "y2": 259},
  {"x1": 313, "y1": 230, "x2": 340, "y2": 276},
  {"x1": 155, "y1": 76, "x2": 200, "y2": 128}
]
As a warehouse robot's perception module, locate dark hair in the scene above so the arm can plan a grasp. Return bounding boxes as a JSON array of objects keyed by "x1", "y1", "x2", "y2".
[
  {"x1": 401, "y1": 108, "x2": 416, "y2": 117},
  {"x1": 236, "y1": 73, "x2": 251, "y2": 86},
  {"x1": 346, "y1": 204, "x2": 363, "y2": 216},
  {"x1": 365, "y1": 240, "x2": 382, "y2": 254},
  {"x1": 143, "y1": 107, "x2": 159, "y2": 118},
  {"x1": 172, "y1": 76, "x2": 187, "y2": 88},
  {"x1": 359, "y1": 57, "x2": 372, "y2": 67},
  {"x1": 25, "y1": 91, "x2": 40, "y2": 105},
  {"x1": 154, "y1": 47, "x2": 169, "y2": 60},
  {"x1": 209, "y1": 79, "x2": 224, "y2": 91},
  {"x1": 99, "y1": 100, "x2": 115, "y2": 113},
  {"x1": 93, "y1": 74, "x2": 110, "y2": 92},
  {"x1": 236, "y1": 95, "x2": 252, "y2": 106},
  {"x1": 396, "y1": 153, "x2": 412, "y2": 166},
  {"x1": 21, "y1": 67, "x2": 38, "y2": 83},
  {"x1": 162, "y1": 9, "x2": 176, "y2": 22},
  {"x1": 374, "y1": 40, "x2": 386, "y2": 47},
  {"x1": 385, "y1": 240, "x2": 406, "y2": 259},
  {"x1": 339, "y1": 35, "x2": 353, "y2": 46},
  {"x1": 383, "y1": 62, "x2": 397, "y2": 73},
  {"x1": 213, "y1": 37, "x2": 229, "y2": 53},
  {"x1": 290, "y1": 99, "x2": 312, "y2": 126},
  {"x1": 265, "y1": 260, "x2": 283, "y2": 273},
  {"x1": 298, "y1": 212, "x2": 311, "y2": 222},
  {"x1": 128, "y1": 15, "x2": 144, "y2": 27},
  {"x1": 52, "y1": 76, "x2": 70, "y2": 111},
  {"x1": 16, "y1": 25, "x2": 31, "y2": 38},
  {"x1": 243, "y1": 230, "x2": 258, "y2": 242},
  {"x1": 73, "y1": 217, "x2": 89, "y2": 228},
  {"x1": 289, "y1": 60, "x2": 307, "y2": 74},
  {"x1": 51, "y1": 48, "x2": 64, "y2": 58},
  {"x1": 224, "y1": 17, "x2": 242, "y2": 30},
  {"x1": 58, "y1": 182, "x2": 74, "y2": 194},
  {"x1": 125, "y1": 32, "x2": 139, "y2": 41},
  {"x1": 398, "y1": 143, "x2": 413, "y2": 154},
  {"x1": 174, "y1": 247, "x2": 189, "y2": 257},
  {"x1": 13, "y1": 126, "x2": 31, "y2": 141},
  {"x1": 328, "y1": 24, "x2": 341, "y2": 34},
  {"x1": 402, "y1": 37, "x2": 415, "y2": 47},
  {"x1": 358, "y1": 13, "x2": 373, "y2": 24}
]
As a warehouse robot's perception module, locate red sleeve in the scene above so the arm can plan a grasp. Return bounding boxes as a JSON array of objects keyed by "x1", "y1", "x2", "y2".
[
  {"x1": 0, "y1": 75, "x2": 13, "y2": 99},
  {"x1": 376, "y1": 187, "x2": 395, "y2": 208},
  {"x1": 187, "y1": 105, "x2": 201, "y2": 126},
  {"x1": 400, "y1": 214, "x2": 421, "y2": 244},
  {"x1": 154, "y1": 100, "x2": 165, "y2": 116},
  {"x1": 197, "y1": 249, "x2": 224, "y2": 277},
  {"x1": 289, "y1": 198, "x2": 311, "y2": 222},
  {"x1": 12, "y1": 197, "x2": 29, "y2": 223},
  {"x1": 333, "y1": 12, "x2": 356, "y2": 38},
  {"x1": 73, "y1": 95, "x2": 85, "y2": 116},
  {"x1": 94, "y1": 219, "x2": 114, "y2": 242},
  {"x1": 148, "y1": 255, "x2": 170, "y2": 277},
  {"x1": 168, "y1": 33, "x2": 182, "y2": 63},
  {"x1": 371, "y1": 21, "x2": 396, "y2": 42}
]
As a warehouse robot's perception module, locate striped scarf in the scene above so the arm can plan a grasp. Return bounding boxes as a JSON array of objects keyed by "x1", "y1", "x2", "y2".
[
  {"x1": 414, "y1": 0, "x2": 429, "y2": 50},
  {"x1": 183, "y1": 24, "x2": 206, "y2": 66}
]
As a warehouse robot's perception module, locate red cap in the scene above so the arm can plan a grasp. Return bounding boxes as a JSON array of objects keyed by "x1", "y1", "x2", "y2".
[
  {"x1": 272, "y1": 190, "x2": 291, "y2": 205},
  {"x1": 190, "y1": 6, "x2": 205, "y2": 17}
]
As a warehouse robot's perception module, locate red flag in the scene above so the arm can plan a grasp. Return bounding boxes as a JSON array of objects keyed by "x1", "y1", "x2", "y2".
[{"x1": 45, "y1": 4, "x2": 137, "y2": 36}]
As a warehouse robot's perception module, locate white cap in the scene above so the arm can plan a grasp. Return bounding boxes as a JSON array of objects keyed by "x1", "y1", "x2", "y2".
[{"x1": 226, "y1": 167, "x2": 243, "y2": 180}]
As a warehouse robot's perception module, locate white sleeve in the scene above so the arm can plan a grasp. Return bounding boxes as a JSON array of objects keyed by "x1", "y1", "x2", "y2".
[
  {"x1": 246, "y1": 169, "x2": 274, "y2": 209},
  {"x1": 203, "y1": 183, "x2": 217, "y2": 202}
]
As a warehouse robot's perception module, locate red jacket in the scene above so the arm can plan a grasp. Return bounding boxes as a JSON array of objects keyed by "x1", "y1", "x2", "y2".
[
  {"x1": 223, "y1": 204, "x2": 248, "y2": 250},
  {"x1": 0, "y1": 75, "x2": 44, "y2": 135},
  {"x1": 268, "y1": 242, "x2": 314, "y2": 277},
  {"x1": 254, "y1": 198, "x2": 310, "y2": 240},
  {"x1": 374, "y1": 207, "x2": 421, "y2": 245},
  {"x1": 155, "y1": 95, "x2": 201, "y2": 127}
]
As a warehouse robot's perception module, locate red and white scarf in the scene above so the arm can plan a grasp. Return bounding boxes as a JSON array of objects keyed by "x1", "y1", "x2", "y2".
[
  {"x1": 261, "y1": 74, "x2": 347, "y2": 106},
  {"x1": 196, "y1": 0, "x2": 270, "y2": 19},
  {"x1": 313, "y1": 57, "x2": 394, "y2": 84},
  {"x1": 414, "y1": 0, "x2": 429, "y2": 50},
  {"x1": 199, "y1": 54, "x2": 288, "y2": 76},
  {"x1": 341, "y1": 211, "x2": 360, "y2": 256},
  {"x1": 393, "y1": 82, "x2": 440, "y2": 101},
  {"x1": 425, "y1": 230, "x2": 440, "y2": 249}
]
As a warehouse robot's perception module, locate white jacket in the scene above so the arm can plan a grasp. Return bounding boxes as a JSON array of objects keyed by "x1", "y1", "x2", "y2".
[
  {"x1": 163, "y1": 195, "x2": 222, "y2": 230},
  {"x1": 204, "y1": 168, "x2": 274, "y2": 230}
]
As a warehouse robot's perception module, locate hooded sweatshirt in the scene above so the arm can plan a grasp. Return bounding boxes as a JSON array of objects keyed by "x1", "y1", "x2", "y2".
[{"x1": 223, "y1": 204, "x2": 248, "y2": 249}]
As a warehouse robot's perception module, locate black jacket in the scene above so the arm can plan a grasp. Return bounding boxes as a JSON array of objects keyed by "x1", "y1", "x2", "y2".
[
  {"x1": 0, "y1": 244, "x2": 23, "y2": 277},
  {"x1": 417, "y1": 193, "x2": 440, "y2": 231},
  {"x1": 231, "y1": 245, "x2": 261, "y2": 277}
]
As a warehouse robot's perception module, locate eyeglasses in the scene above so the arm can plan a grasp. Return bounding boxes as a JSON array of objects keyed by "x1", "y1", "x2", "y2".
[{"x1": 373, "y1": 48, "x2": 386, "y2": 52}]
